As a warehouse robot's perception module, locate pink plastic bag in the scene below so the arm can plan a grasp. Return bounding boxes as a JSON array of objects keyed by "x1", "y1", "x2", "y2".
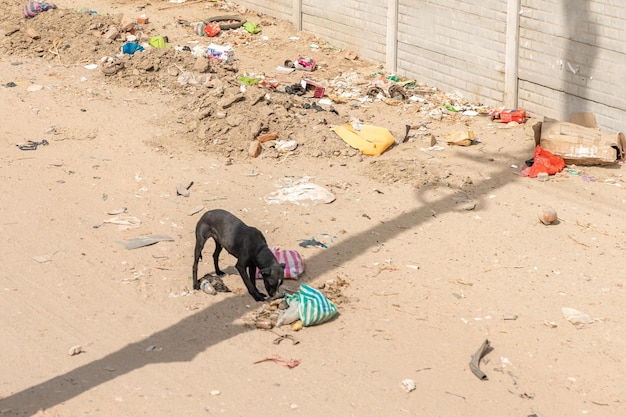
[{"x1": 257, "y1": 247, "x2": 304, "y2": 279}]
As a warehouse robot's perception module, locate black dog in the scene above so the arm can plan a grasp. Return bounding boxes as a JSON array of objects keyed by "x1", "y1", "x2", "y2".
[{"x1": 192, "y1": 209, "x2": 285, "y2": 301}]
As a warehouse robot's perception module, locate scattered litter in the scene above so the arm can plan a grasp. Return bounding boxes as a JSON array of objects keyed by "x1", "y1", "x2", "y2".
[
  {"x1": 256, "y1": 247, "x2": 304, "y2": 279},
  {"x1": 243, "y1": 21, "x2": 260, "y2": 34},
  {"x1": 272, "y1": 334, "x2": 300, "y2": 345},
  {"x1": 274, "y1": 139, "x2": 298, "y2": 152},
  {"x1": 83, "y1": 64, "x2": 98, "y2": 70},
  {"x1": 276, "y1": 299, "x2": 300, "y2": 327},
  {"x1": 176, "y1": 181, "x2": 194, "y2": 197},
  {"x1": 199, "y1": 278, "x2": 217, "y2": 295},
  {"x1": 255, "y1": 318, "x2": 273, "y2": 329},
  {"x1": 562, "y1": 307, "x2": 593, "y2": 328},
  {"x1": 275, "y1": 65, "x2": 295, "y2": 74},
  {"x1": 420, "y1": 145, "x2": 444, "y2": 153},
  {"x1": 200, "y1": 274, "x2": 230, "y2": 293},
  {"x1": 117, "y1": 234, "x2": 174, "y2": 250},
  {"x1": 103, "y1": 215, "x2": 141, "y2": 230},
  {"x1": 32, "y1": 251, "x2": 58, "y2": 263},
  {"x1": 207, "y1": 43, "x2": 234, "y2": 62},
  {"x1": 533, "y1": 112, "x2": 625, "y2": 165},
  {"x1": 446, "y1": 130, "x2": 476, "y2": 146},
  {"x1": 469, "y1": 339, "x2": 491, "y2": 380},
  {"x1": 521, "y1": 145, "x2": 565, "y2": 178},
  {"x1": 106, "y1": 207, "x2": 127, "y2": 215},
  {"x1": 146, "y1": 345, "x2": 163, "y2": 352},
  {"x1": 121, "y1": 42, "x2": 144, "y2": 55},
  {"x1": 23, "y1": 1, "x2": 57, "y2": 19},
  {"x1": 177, "y1": 71, "x2": 213, "y2": 86},
  {"x1": 265, "y1": 179, "x2": 335, "y2": 206},
  {"x1": 400, "y1": 379, "x2": 416, "y2": 393},
  {"x1": 67, "y1": 345, "x2": 82, "y2": 356},
  {"x1": 188, "y1": 205, "x2": 204, "y2": 216},
  {"x1": 17, "y1": 139, "x2": 48, "y2": 150},
  {"x1": 490, "y1": 108, "x2": 526, "y2": 123},
  {"x1": 285, "y1": 283, "x2": 338, "y2": 327},
  {"x1": 210, "y1": 390, "x2": 221, "y2": 396},
  {"x1": 253, "y1": 355, "x2": 300, "y2": 369},
  {"x1": 330, "y1": 123, "x2": 395, "y2": 156},
  {"x1": 298, "y1": 238, "x2": 327, "y2": 249}
]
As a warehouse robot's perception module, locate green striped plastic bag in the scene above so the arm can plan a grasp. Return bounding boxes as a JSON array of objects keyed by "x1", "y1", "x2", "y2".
[{"x1": 287, "y1": 284, "x2": 338, "y2": 327}]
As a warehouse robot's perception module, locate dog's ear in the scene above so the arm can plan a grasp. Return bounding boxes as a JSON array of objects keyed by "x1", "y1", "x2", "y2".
[
  {"x1": 260, "y1": 267, "x2": 271, "y2": 278},
  {"x1": 280, "y1": 263, "x2": 286, "y2": 270}
]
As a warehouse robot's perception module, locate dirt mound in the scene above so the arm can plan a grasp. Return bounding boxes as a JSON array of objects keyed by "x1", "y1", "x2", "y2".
[{"x1": 0, "y1": 0, "x2": 487, "y2": 185}]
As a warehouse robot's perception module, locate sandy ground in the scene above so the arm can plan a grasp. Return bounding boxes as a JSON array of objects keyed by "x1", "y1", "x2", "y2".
[{"x1": 1, "y1": 1, "x2": 626, "y2": 416}]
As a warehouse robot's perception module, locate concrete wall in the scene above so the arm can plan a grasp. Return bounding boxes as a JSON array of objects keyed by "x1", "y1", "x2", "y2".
[
  {"x1": 396, "y1": 0, "x2": 508, "y2": 104},
  {"x1": 518, "y1": 0, "x2": 626, "y2": 133},
  {"x1": 236, "y1": 0, "x2": 626, "y2": 133},
  {"x1": 300, "y1": 0, "x2": 388, "y2": 65},
  {"x1": 237, "y1": 0, "x2": 293, "y2": 23}
]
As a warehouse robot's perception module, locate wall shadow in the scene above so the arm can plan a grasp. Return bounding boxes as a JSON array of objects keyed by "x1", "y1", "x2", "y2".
[
  {"x1": 562, "y1": 0, "x2": 596, "y2": 117},
  {"x1": 1, "y1": 149, "x2": 523, "y2": 416}
]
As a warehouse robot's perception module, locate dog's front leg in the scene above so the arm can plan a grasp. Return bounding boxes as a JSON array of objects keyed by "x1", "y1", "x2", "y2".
[{"x1": 236, "y1": 262, "x2": 266, "y2": 301}]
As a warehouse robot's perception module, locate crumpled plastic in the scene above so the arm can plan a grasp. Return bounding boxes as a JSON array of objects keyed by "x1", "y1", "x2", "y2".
[
  {"x1": 23, "y1": 1, "x2": 56, "y2": 18},
  {"x1": 521, "y1": 145, "x2": 565, "y2": 178},
  {"x1": 122, "y1": 42, "x2": 144, "y2": 55},
  {"x1": 243, "y1": 21, "x2": 261, "y2": 34},
  {"x1": 148, "y1": 36, "x2": 168, "y2": 48}
]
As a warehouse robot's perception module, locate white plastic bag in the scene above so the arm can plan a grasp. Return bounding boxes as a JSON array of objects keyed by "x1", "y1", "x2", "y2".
[{"x1": 276, "y1": 299, "x2": 300, "y2": 327}]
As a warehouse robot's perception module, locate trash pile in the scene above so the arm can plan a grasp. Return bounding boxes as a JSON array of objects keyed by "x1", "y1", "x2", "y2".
[
  {"x1": 244, "y1": 277, "x2": 350, "y2": 331},
  {"x1": 1, "y1": 2, "x2": 509, "y2": 164},
  {"x1": 5, "y1": 1, "x2": 623, "y2": 190}
]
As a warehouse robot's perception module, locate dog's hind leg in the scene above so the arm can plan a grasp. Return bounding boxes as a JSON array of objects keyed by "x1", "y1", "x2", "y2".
[
  {"x1": 192, "y1": 234, "x2": 208, "y2": 290},
  {"x1": 213, "y1": 242, "x2": 226, "y2": 276}
]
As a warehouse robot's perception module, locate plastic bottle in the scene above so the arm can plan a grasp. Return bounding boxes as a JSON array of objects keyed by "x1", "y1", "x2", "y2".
[{"x1": 200, "y1": 278, "x2": 217, "y2": 295}]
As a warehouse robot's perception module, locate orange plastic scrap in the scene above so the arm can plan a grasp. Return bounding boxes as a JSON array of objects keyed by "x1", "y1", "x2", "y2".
[
  {"x1": 330, "y1": 123, "x2": 396, "y2": 156},
  {"x1": 521, "y1": 145, "x2": 565, "y2": 178}
]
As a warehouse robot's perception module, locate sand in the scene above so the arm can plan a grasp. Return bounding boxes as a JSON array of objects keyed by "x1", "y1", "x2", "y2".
[{"x1": 1, "y1": 1, "x2": 625, "y2": 416}]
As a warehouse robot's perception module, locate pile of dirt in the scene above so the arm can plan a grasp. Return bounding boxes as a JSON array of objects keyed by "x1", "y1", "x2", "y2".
[{"x1": 0, "y1": 0, "x2": 493, "y2": 187}]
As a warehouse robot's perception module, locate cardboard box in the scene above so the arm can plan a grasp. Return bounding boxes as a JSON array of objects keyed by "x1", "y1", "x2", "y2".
[
  {"x1": 500, "y1": 109, "x2": 526, "y2": 123},
  {"x1": 206, "y1": 43, "x2": 234, "y2": 62},
  {"x1": 533, "y1": 112, "x2": 626, "y2": 165},
  {"x1": 300, "y1": 79, "x2": 325, "y2": 98},
  {"x1": 490, "y1": 108, "x2": 526, "y2": 123}
]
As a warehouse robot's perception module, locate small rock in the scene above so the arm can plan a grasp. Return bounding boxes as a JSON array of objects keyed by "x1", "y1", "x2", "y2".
[
  {"x1": 210, "y1": 390, "x2": 221, "y2": 396},
  {"x1": 400, "y1": 378, "x2": 416, "y2": 392},
  {"x1": 68, "y1": 345, "x2": 82, "y2": 356},
  {"x1": 219, "y1": 93, "x2": 245, "y2": 109},
  {"x1": 255, "y1": 319, "x2": 273, "y2": 329},
  {"x1": 193, "y1": 57, "x2": 210, "y2": 73},
  {"x1": 248, "y1": 140, "x2": 262, "y2": 158},
  {"x1": 538, "y1": 206, "x2": 558, "y2": 225}
]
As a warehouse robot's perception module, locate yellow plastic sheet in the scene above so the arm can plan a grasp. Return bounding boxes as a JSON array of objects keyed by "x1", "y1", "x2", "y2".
[{"x1": 331, "y1": 123, "x2": 395, "y2": 156}]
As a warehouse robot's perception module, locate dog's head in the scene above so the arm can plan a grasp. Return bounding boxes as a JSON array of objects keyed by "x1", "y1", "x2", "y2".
[{"x1": 260, "y1": 263, "x2": 285, "y2": 297}]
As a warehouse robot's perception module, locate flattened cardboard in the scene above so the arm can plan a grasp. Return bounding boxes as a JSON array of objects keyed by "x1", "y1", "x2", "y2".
[{"x1": 533, "y1": 112, "x2": 625, "y2": 165}]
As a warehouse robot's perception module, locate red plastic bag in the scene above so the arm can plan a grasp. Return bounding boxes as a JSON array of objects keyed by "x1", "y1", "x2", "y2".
[
  {"x1": 204, "y1": 22, "x2": 221, "y2": 37},
  {"x1": 521, "y1": 145, "x2": 565, "y2": 178}
]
